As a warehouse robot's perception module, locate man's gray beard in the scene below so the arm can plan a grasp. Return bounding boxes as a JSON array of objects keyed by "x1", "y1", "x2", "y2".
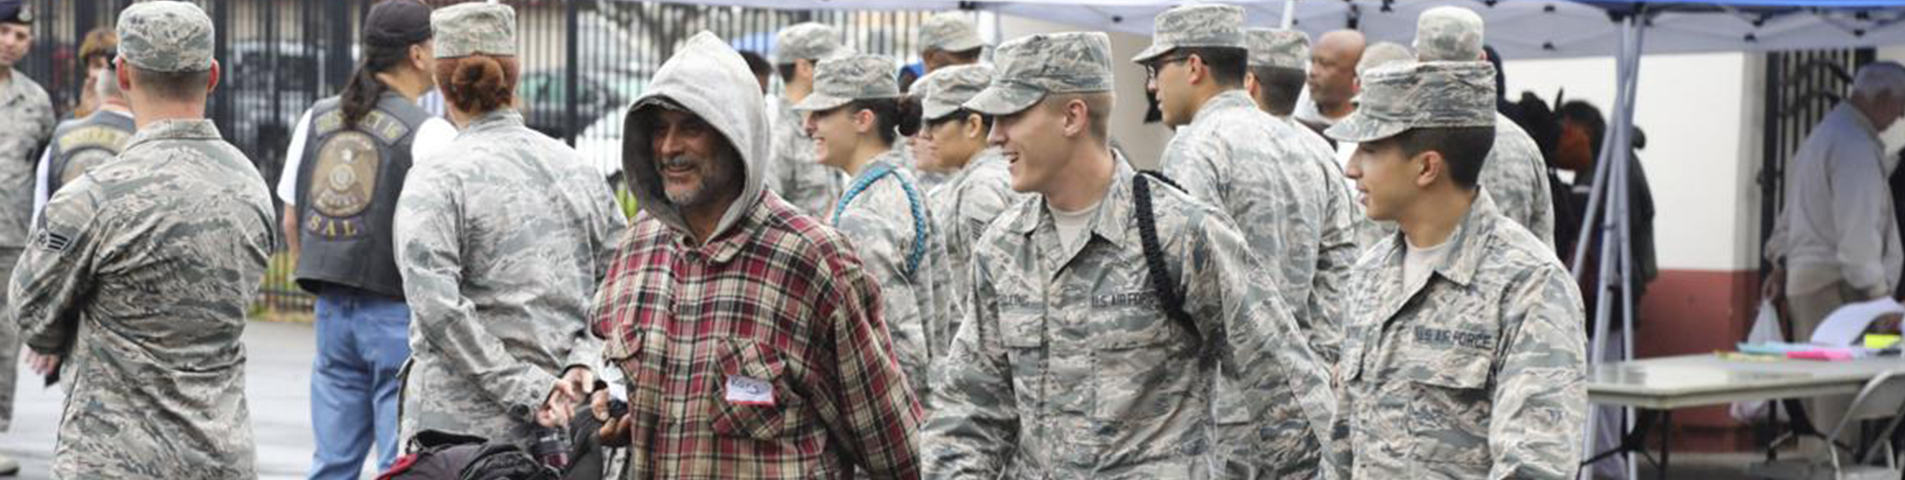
[{"x1": 661, "y1": 155, "x2": 708, "y2": 206}]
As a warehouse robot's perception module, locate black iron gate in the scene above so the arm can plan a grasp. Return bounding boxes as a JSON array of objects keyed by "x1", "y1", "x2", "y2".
[
  {"x1": 1759, "y1": 48, "x2": 1874, "y2": 275},
  {"x1": 19, "y1": 0, "x2": 952, "y2": 313}
]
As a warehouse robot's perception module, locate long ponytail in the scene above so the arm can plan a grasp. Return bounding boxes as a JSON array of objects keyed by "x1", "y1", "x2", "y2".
[{"x1": 339, "y1": 43, "x2": 411, "y2": 129}]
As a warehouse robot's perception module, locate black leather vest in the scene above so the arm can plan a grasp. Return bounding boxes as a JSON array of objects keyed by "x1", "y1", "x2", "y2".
[
  {"x1": 45, "y1": 110, "x2": 136, "y2": 195},
  {"x1": 293, "y1": 92, "x2": 431, "y2": 298}
]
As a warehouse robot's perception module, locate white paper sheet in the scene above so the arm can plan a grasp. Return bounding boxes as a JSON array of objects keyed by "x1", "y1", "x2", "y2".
[{"x1": 1810, "y1": 297, "x2": 1905, "y2": 347}]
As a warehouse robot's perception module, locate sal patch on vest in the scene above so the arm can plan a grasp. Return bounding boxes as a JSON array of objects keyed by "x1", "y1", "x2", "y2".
[
  {"x1": 304, "y1": 130, "x2": 380, "y2": 240},
  {"x1": 1414, "y1": 326, "x2": 1494, "y2": 350}
]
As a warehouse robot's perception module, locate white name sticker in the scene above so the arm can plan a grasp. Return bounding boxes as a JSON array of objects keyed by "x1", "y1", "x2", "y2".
[{"x1": 725, "y1": 375, "x2": 775, "y2": 406}]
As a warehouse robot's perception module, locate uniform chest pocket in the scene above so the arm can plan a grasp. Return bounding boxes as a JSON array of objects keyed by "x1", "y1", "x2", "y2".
[
  {"x1": 711, "y1": 339, "x2": 799, "y2": 441},
  {"x1": 998, "y1": 310, "x2": 1048, "y2": 414},
  {"x1": 1089, "y1": 308, "x2": 1198, "y2": 423},
  {"x1": 1398, "y1": 340, "x2": 1496, "y2": 468}
]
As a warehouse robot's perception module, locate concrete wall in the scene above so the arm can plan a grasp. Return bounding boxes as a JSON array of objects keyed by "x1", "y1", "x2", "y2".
[
  {"x1": 1503, "y1": 52, "x2": 1764, "y2": 272},
  {"x1": 1504, "y1": 52, "x2": 1768, "y2": 451}
]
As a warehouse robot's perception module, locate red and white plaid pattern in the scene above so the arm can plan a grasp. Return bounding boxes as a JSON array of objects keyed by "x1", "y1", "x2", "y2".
[{"x1": 593, "y1": 192, "x2": 922, "y2": 480}]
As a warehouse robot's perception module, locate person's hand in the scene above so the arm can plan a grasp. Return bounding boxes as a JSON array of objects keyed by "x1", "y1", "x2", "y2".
[
  {"x1": 541, "y1": 367, "x2": 597, "y2": 428},
  {"x1": 25, "y1": 350, "x2": 60, "y2": 377},
  {"x1": 1761, "y1": 266, "x2": 1786, "y2": 301},
  {"x1": 591, "y1": 389, "x2": 631, "y2": 447}
]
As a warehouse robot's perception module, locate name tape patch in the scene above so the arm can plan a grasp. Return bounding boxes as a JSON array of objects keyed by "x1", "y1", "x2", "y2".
[{"x1": 725, "y1": 375, "x2": 775, "y2": 406}]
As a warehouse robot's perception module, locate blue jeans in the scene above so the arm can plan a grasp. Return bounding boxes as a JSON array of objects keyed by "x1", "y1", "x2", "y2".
[{"x1": 308, "y1": 290, "x2": 411, "y2": 480}]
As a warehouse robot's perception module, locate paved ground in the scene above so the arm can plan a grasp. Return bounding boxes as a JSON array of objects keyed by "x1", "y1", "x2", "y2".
[
  {"x1": 0, "y1": 321, "x2": 1859, "y2": 480},
  {"x1": 0, "y1": 321, "x2": 378, "y2": 480}
]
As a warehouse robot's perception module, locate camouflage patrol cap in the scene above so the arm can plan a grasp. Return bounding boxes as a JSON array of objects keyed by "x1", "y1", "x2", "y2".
[
  {"x1": 1415, "y1": 6, "x2": 1485, "y2": 62},
  {"x1": 1356, "y1": 42, "x2": 1413, "y2": 77},
  {"x1": 774, "y1": 22, "x2": 848, "y2": 65},
  {"x1": 1328, "y1": 61, "x2": 1495, "y2": 143},
  {"x1": 916, "y1": 64, "x2": 994, "y2": 121},
  {"x1": 964, "y1": 32, "x2": 1113, "y2": 116},
  {"x1": 791, "y1": 54, "x2": 898, "y2": 112},
  {"x1": 116, "y1": 1, "x2": 215, "y2": 73},
  {"x1": 432, "y1": 3, "x2": 516, "y2": 58},
  {"x1": 921, "y1": 12, "x2": 986, "y2": 53},
  {"x1": 1245, "y1": 28, "x2": 1308, "y2": 70},
  {"x1": 1131, "y1": 3, "x2": 1245, "y2": 64}
]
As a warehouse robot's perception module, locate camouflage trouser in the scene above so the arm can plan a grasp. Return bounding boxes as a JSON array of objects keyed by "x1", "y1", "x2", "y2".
[{"x1": 0, "y1": 246, "x2": 21, "y2": 431}]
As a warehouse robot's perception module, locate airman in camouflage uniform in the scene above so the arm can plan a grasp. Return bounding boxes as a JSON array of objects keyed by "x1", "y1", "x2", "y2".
[
  {"x1": 795, "y1": 53, "x2": 951, "y2": 406},
  {"x1": 11, "y1": 3, "x2": 272, "y2": 477},
  {"x1": 0, "y1": 0, "x2": 53, "y2": 442},
  {"x1": 1242, "y1": 27, "x2": 1309, "y2": 119},
  {"x1": 911, "y1": 12, "x2": 991, "y2": 194},
  {"x1": 1415, "y1": 6, "x2": 1557, "y2": 248},
  {"x1": 1343, "y1": 42, "x2": 1416, "y2": 249},
  {"x1": 922, "y1": 32, "x2": 1335, "y2": 480},
  {"x1": 1136, "y1": 8, "x2": 1356, "y2": 476},
  {"x1": 766, "y1": 23, "x2": 849, "y2": 216},
  {"x1": 916, "y1": 64, "x2": 1022, "y2": 341},
  {"x1": 394, "y1": 3, "x2": 625, "y2": 446},
  {"x1": 919, "y1": 11, "x2": 987, "y2": 74},
  {"x1": 1326, "y1": 60, "x2": 1587, "y2": 480}
]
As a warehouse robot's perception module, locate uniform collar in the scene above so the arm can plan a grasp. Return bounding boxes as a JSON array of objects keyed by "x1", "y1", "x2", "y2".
[
  {"x1": 123, "y1": 119, "x2": 222, "y2": 151},
  {"x1": 1007, "y1": 152, "x2": 1135, "y2": 251},
  {"x1": 942, "y1": 147, "x2": 1005, "y2": 191},
  {"x1": 1419, "y1": 188, "x2": 1504, "y2": 288},
  {"x1": 1, "y1": 70, "x2": 38, "y2": 105},
  {"x1": 464, "y1": 109, "x2": 525, "y2": 133},
  {"x1": 1191, "y1": 90, "x2": 1256, "y2": 124},
  {"x1": 848, "y1": 150, "x2": 910, "y2": 188}
]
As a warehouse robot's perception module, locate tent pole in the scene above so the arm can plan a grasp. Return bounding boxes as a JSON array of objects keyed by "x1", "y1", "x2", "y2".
[
  {"x1": 1280, "y1": 0, "x2": 1296, "y2": 29},
  {"x1": 1580, "y1": 10, "x2": 1645, "y2": 480},
  {"x1": 1615, "y1": 12, "x2": 1648, "y2": 480}
]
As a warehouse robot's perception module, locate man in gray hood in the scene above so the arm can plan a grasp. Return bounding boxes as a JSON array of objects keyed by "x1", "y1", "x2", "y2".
[{"x1": 589, "y1": 32, "x2": 922, "y2": 479}]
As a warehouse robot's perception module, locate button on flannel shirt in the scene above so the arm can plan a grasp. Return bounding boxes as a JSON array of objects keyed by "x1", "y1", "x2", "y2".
[{"x1": 593, "y1": 192, "x2": 923, "y2": 480}]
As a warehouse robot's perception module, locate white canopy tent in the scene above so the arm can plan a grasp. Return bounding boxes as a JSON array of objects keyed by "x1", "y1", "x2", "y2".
[
  {"x1": 643, "y1": 0, "x2": 1905, "y2": 60},
  {"x1": 637, "y1": 0, "x2": 1905, "y2": 478}
]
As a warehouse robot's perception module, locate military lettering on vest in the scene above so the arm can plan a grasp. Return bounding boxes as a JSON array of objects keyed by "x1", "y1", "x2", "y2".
[
  {"x1": 305, "y1": 109, "x2": 410, "y2": 240},
  {"x1": 54, "y1": 126, "x2": 132, "y2": 185}
]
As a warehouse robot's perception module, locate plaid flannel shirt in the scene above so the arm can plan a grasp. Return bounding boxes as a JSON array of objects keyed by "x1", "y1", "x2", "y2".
[{"x1": 593, "y1": 192, "x2": 923, "y2": 480}]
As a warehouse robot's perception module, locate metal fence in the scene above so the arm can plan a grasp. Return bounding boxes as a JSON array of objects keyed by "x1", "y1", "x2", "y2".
[
  {"x1": 18, "y1": 0, "x2": 954, "y2": 313},
  {"x1": 1758, "y1": 48, "x2": 1872, "y2": 276}
]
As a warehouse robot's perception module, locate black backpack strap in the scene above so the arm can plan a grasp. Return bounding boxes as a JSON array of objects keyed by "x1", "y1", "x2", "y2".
[{"x1": 1132, "y1": 171, "x2": 1201, "y2": 350}]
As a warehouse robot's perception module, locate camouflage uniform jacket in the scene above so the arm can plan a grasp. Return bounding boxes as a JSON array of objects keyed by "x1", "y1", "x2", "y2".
[
  {"x1": 394, "y1": 109, "x2": 626, "y2": 445},
  {"x1": 927, "y1": 148, "x2": 1021, "y2": 342},
  {"x1": 1330, "y1": 190, "x2": 1587, "y2": 480},
  {"x1": 0, "y1": 70, "x2": 56, "y2": 249},
  {"x1": 1481, "y1": 115, "x2": 1557, "y2": 250},
  {"x1": 1161, "y1": 90, "x2": 1357, "y2": 364},
  {"x1": 833, "y1": 150, "x2": 951, "y2": 407},
  {"x1": 767, "y1": 94, "x2": 845, "y2": 216},
  {"x1": 13, "y1": 119, "x2": 272, "y2": 479},
  {"x1": 921, "y1": 159, "x2": 1336, "y2": 480}
]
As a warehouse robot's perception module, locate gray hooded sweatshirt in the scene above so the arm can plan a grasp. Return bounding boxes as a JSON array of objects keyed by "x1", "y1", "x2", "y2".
[{"x1": 595, "y1": 32, "x2": 922, "y2": 478}]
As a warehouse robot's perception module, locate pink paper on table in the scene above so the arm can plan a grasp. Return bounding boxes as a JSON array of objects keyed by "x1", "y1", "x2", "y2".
[{"x1": 1786, "y1": 350, "x2": 1853, "y2": 361}]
